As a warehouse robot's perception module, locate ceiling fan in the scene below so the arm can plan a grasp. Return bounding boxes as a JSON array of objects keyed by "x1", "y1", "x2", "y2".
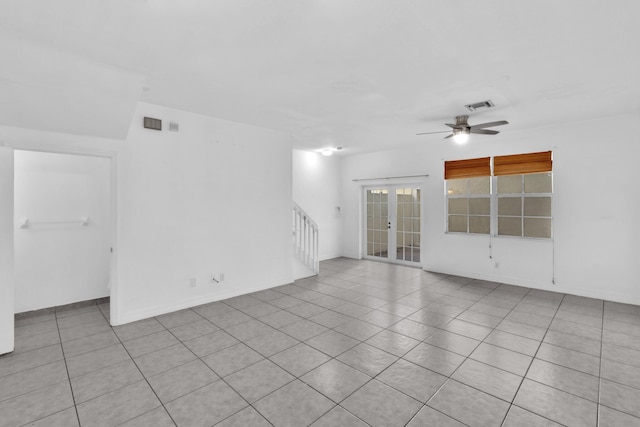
[{"x1": 417, "y1": 115, "x2": 508, "y2": 144}]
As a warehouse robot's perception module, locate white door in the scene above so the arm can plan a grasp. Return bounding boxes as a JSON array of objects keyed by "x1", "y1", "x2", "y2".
[
  {"x1": 0, "y1": 146, "x2": 15, "y2": 354},
  {"x1": 364, "y1": 186, "x2": 422, "y2": 265}
]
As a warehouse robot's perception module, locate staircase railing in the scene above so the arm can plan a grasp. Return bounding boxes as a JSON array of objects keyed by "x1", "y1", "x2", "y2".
[{"x1": 292, "y1": 202, "x2": 319, "y2": 275}]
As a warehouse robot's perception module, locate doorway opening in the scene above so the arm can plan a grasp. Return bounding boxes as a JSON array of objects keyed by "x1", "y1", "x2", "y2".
[
  {"x1": 13, "y1": 149, "x2": 116, "y2": 320},
  {"x1": 363, "y1": 185, "x2": 422, "y2": 266}
]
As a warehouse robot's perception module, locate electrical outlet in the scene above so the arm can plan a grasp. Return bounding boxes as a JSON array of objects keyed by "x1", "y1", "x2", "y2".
[
  {"x1": 494, "y1": 262, "x2": 499, "y2": 269},
  {"x1": 220, "y1": 273, "x2": 224, "y2": 282},
  {"x1": 190, "y1": 278, "x2": 197, "y2": 288}
]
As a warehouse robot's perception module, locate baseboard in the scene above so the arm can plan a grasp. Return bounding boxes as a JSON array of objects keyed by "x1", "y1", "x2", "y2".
[
  {"x1": 423, "y1": 265, "x2": 640, "y2": 306},
  {"x1": 114, "y1": 275, "x2": 294, "y2": 326}
]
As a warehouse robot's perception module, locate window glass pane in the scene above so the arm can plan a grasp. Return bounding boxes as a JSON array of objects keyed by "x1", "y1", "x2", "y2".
[
  {"x1": 524, "y1": 218, "x2": 552, "y2": 238},
  {"x1": 367, "y1": 230, "x2": 374, "y2": 243},
  {"x1": 448, "y1": 198, "x2": 468, "y2": 215},
  {"x1": 447, "y1": 179, "x2": 467, "y2": 195},
  {"x1": 381, "y1": 204, "x2": 388, "y2": 216},
  {"x1": 413, "y1": 203, "x2": 420, "y2": 217},
  {"x1": 468, "y1": 177, "x2": 490, "y2": 194},
  {"x1": 497, "y1": 175, "x2": 522, "y2": 194},
  {"x1": 469, "y1": 197, "x2": 490, "y2": 215},
  {"x1": 524, "y1": 173, "x2": 552, "y2": 193},
  {"x1": 367, "y1": 216, "x2": 374, "y2": 229},
  {"x1": 404, "y1": 219, "x2": 413, "y2": 232},
  {"x1": 448, "y1": 215, "x2": 467, "y2": 232},
  {"x1": 367, "y1": 243, "x2": 374, "y2": 256},
  {"x1": 469, "y1": 216, "x2": 490, "y2": 234},
  {"x1": 412, "y1": 248, "x2": 420, "y2": 263},
  {"x1": 416, "y1": 189, "x2": 421, "y2": 202},
  {"x1": 380, "y1": 191, "x2": 388, "y2": 202},
  {"x1": 524, "y1": 197, "x2": 551, "y2": 217},
  {"x1": 413, "y1": 219, "x2": 420, "y2": 232},
  {"x1": 498, "y1": 217, "x2": 522, "y2": 236},
  {"x1": 367, "y1": 191, "x2": 374, "y2": 202},
  {"x1": 413, "y1": 233, "x2": 420, "y2": 247},
  {"x1": 380, "y1": 231, "x2": 388, "y2": 244},
  {"x1": 498, "y1": 197, "x2": 522, "y2": 216},
  {"x1": 397, "y1": 232, "x2": 403, "y2": 246}
]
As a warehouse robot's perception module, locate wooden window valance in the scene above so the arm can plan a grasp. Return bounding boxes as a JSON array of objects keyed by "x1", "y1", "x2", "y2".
[
  {"x1": 444, "y1": 157, "x2": 491, "y2": 180},
  {"x1": 494, "y1": 151, "x2": 552, "y2": 176}
]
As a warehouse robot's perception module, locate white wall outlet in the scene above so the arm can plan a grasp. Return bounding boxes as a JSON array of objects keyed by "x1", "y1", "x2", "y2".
[
  {"x1": 494, "y1": 262, "x2": 499, "y2": 269},
  {"x1": 190, "y1": 278, "x2": 197, "y2": 288},
  {"x1": 220, "y1": 273, "x2": 224, "y2": 282}
]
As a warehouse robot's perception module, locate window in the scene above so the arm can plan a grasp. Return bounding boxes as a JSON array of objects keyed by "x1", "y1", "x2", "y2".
[
  {"x1": 445, "y1": 156, "x2": 491, "y2": 235},
  {"x1": 447, "y1": 177, "x2": 491, "y2": 234},
  {"x1": 497, "y1": 173, "x2": 552, "y2": 238},
  {"x1": 445, "y1": 151, "x2": 553, "y2": 238}
]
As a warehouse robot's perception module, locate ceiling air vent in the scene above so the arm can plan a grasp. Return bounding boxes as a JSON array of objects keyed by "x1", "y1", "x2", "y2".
[
  {"x1": 465, "y1": 100, "x2": 495, "y2": 112},
  {"x1": 143, "y1": 117, "x2": 162, "y2": 131}
]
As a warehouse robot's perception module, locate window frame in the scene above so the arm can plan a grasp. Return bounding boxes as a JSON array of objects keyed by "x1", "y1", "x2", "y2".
[
  {"x1": 445, "y1": 177, "x2": 492, "y2": 235},
  {"x1": 445, "y1": 154, "x2": 553, "y2": 239},
  {"x1": 493, "y1": 172, "x2": 553, "y2": 239}
]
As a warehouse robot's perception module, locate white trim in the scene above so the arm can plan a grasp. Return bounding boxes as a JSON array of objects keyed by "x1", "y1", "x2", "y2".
[
  {"x1": 361, "y1": 182, "x2": 425, "y2": 267},
  {"x1": 113, "y1": 275, "x2": 294, "y2": 326},
  {"x1": 7, "y1": 143, "x2": 120, "y2": 325},
  {"x1": 423, "y1": 265, "x2": 640, "y2": 306}
]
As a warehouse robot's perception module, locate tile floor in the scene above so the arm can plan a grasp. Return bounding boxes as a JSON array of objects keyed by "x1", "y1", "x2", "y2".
[{"x1": 2, "y1": 258, "x2": 640, "y2": 426}]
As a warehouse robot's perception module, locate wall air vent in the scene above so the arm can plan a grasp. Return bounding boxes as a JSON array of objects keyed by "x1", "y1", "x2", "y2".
[
  {"x1": 143, "y1": 117, "x2": 162, "y2": 131},
  {"x1": 465, "y1": 100, "x2": 495, "y2": 112}
]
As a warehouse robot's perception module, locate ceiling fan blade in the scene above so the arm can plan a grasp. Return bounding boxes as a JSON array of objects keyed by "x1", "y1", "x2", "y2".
[
  {"x1": 470, "y1": 129, "x2": 499, "y2": 135},
  {"x1": 445, "y1": 123, "x2": 465, "y2": 129},
  {"x1": 469, "y1": 120, "x2": 508, "y2": 130},
  {"x1": 444, "y1": 134, "x2": 454, "y2": 139},
  {"x1": 416, "y1": 131, "x2": 451, "y2": 135}
]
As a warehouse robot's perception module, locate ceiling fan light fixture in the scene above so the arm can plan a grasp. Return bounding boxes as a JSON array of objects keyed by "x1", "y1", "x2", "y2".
[
  {"x1": 321, "y1": 148, "x2": 334, "y2": 156},
  {"x1": 453, "y1": 129, "x2": 469, "y2": 144}
]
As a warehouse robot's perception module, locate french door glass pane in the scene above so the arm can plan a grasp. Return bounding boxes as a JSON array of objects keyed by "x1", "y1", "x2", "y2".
[
  {"x1": 396, "y1": 188, "x2": 420, "y2": 263},
  {"x1": 366, "y1": 189, "x2": 388, "y2": 258},
  {"x1": 366, "y1": 186, "x2": 421, "y2": 264}
]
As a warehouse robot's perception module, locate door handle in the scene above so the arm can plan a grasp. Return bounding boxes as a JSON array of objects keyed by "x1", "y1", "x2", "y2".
[{"x1": 388, "y1": 222, "x2": 391, "y2": 229}]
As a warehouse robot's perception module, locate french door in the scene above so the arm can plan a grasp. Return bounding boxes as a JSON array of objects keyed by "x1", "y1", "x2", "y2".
[{"x1": 364, "y1": 185, "x2": 421, "y2": 265}]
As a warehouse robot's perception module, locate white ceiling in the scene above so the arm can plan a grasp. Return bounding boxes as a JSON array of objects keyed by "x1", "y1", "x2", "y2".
[{"x1": 1, "y1": 1, "x2": 639, "y2": 153}]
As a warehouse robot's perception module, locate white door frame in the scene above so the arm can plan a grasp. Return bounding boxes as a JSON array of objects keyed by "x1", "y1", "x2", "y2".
[
  {"x1": 361, "y1": 181, "x2": 425, "y2": 267},
  {"x1": 0, "y1": 146, "x2": 15, "y2": 354},
  {"x1": 6, "y1": 142, "x2": 120, "y2": 326}
]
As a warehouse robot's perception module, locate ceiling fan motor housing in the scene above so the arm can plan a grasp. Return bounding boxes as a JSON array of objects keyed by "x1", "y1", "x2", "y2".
[{"x1": 455, "y1": 115, "x2": 469, "y2": 126}]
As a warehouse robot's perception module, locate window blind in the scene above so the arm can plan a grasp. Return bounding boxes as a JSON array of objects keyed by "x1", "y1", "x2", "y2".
[
  {"x1": 494, "y1": 151, "x2": 552, "y2": 176},
  {"x1": 444, "y1": 157, "x2": 491, "y2": 180}
]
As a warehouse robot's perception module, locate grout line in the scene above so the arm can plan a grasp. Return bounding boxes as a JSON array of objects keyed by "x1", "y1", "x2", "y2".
[
  {"x1": 153, "y1": 313, "x2": 280, "y2": 427},
  {"x1": 54, "y1": 313, "x2": 82, "y2": 427},
  {"x1": 9, "y1": 261, "x2": 640, "y2": 426},
  {"x1": 596, "y1": 299, "x2": 605, "y2": 427},
  {"x1": 96, "y1": 308, "x2": 180, "y2": 427},
  {"x1": 498, "y1": 293, "x2": 566, "y2": 427}
]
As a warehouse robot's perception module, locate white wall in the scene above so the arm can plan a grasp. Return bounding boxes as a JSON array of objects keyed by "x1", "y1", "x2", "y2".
[
  {"x1": 14, "y1": 151, "x2": 111, "y2": 313},
  {"x1": 117, "y1": 103, "x2": 293, "y2": 323},
  {"x1": 341, "y1": 113, "x2": 640, "y2": 305},
  {"x1": 292, "y1": 149, "x2": 343, "y2": 261},
  {"x1": 1, "y1": 101, "x2": 294, "y2": 325},
  {"x1": 0, "y1": 147, "x2": 15, "y2": 354}
]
